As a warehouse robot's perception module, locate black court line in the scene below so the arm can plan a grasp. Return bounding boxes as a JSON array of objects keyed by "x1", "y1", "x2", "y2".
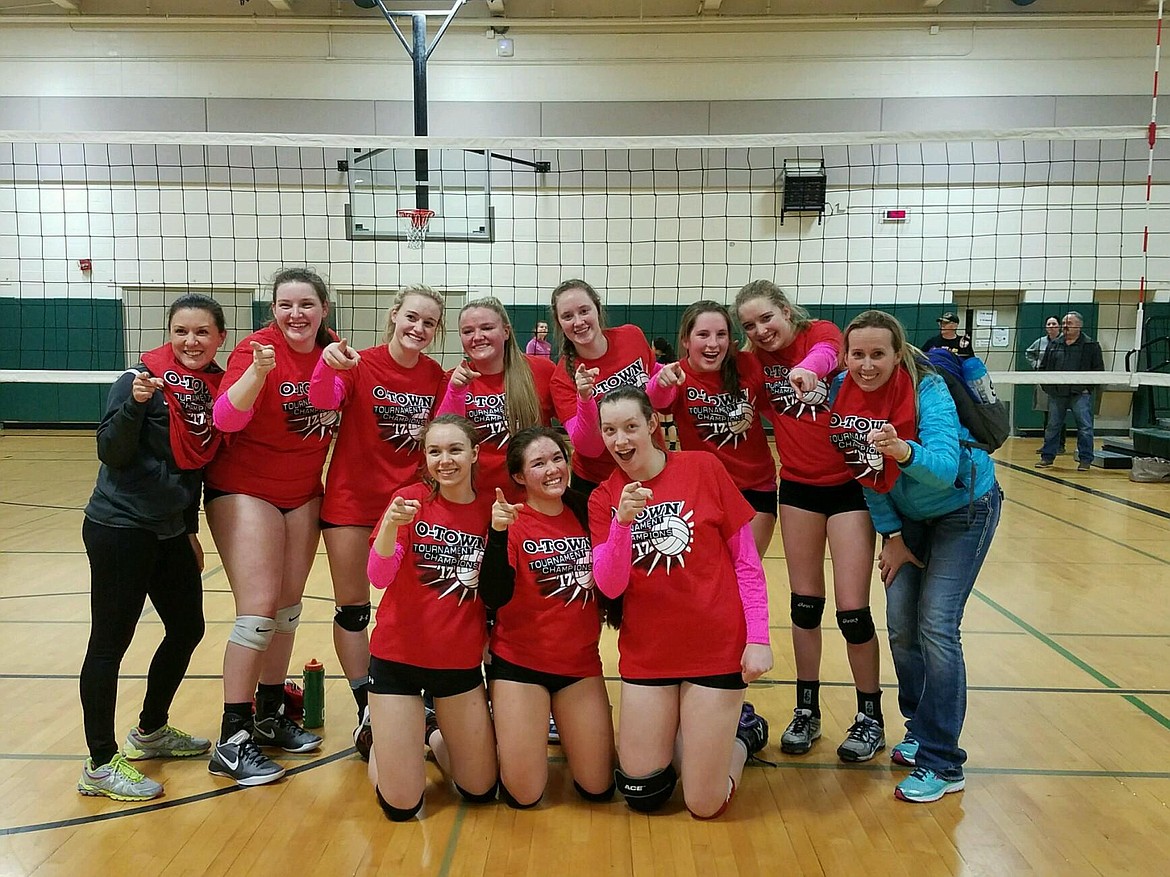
[
  {"x1": 0, "y1": 501, "x2": 85, "y2": 511},
  {"x1": 0, "y1": 746, "x2": 356, "y2": 837},
  {"x1": 998, "y1": 459, "x2": 1170, "y2": 520}
]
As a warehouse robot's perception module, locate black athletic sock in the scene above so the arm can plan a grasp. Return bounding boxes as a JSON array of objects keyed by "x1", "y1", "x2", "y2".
[
  {"x1": 90, "y1": 745, "x2": 119, "y2": 768},
  {"x1": 351, "y1": 676, "x2": 370, "y2": 720},
  {"x1": 221, "y1": 702, "x2": 253, "y2": 743},
  {"x1": 796, "y1": 680, "x2": 820, "y2": 717},
  {"x1": 857, "y1": 690, "x2": 883, "y2": 726},
  {"x1": 255, "y1": 683, "x2": 285, "y2": 721}
]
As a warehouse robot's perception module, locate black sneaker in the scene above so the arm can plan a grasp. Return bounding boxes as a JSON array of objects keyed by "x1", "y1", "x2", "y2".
[
  {"x1": 353, "y1": 707, "x2": 372, "y2": 761},
  {"x1": 208, "y1": 731, "x2": 285, "y2": 787},
  {"x1": 735, "y1": 701, "x2": 769, "y2": 757},
  {"x1": 252, "y1": 708, "x2": 322, "y2": 753},
  {"x1": 836, "y1": 713, "x2": 886, "y2": 763}
]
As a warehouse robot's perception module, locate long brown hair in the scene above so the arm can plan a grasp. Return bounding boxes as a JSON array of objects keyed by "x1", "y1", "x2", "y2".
[
  {"x1": 460, "y1": 297, "x2": 543, "y2": 435},
  {"x1": 677, "y1": 300, "x2": 742, "y2": 398},
  {"x1": 550, "y1": 279, "x2": 606, "y2": 377},
  {"x1": 270, "y1": 267, "x2": 332, "y2": 348},
  {"x1": 420, "y1": 414, "x2": 480, "y2": 499}
]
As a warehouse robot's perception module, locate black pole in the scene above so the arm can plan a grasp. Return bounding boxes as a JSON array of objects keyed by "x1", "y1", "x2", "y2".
[{"x1": 412, "y1": 13, "x2": 429, "y2": 210}]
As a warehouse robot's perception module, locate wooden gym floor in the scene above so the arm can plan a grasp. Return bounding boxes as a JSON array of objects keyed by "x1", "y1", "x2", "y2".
[{"x1": 1, "y1": 430, "x2": 1168, "y2": 876}]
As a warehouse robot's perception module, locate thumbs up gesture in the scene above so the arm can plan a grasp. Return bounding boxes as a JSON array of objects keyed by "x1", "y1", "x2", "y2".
[
  {"x1": 249, "y1": 341, "x2": 277, "y2": 377},
  {"x1": 131, "y1": 371, "x2": 165, "y2": 403},
  {"x1": 323, "y1": 338, "x2": 361, "y2": 370},
  {"x1": 491, "y1": 487, "x2": 524, "y2": 532}
]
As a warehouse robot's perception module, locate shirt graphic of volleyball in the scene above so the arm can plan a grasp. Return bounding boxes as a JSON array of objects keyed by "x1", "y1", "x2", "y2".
[
  {"x1": 281, "y1": 380, "x2": 340, "y2": 440},
  {"x1": 372, "y1": 388, "x2": 434, "y2": 450},
  {"x1": 412, "y1": 520, "x2": 485, "y2": 604},
  {"x1": 763, "y1": 365, "x2": 830, "y2": 421},
  {"x1": 466, "y1": 391, "x2": 511, "y2": 448},
  {"x1": 686, "y1": 386, "x2": 758, "y2": 449},
  {"x1": 522, "y1": 534, "x2": 596, "y2": 605},
  {"x1": 630, "y1": 500, "x2": 695, "y2": 574}
]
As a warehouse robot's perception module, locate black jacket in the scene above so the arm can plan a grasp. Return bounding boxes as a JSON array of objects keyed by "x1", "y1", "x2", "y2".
[
  {"x1": 1039, "y1": 332, "x2": 1105, "y2": 397},
  {"x1": 83, "y1": 367, "x2": 202, "y2": 538}
]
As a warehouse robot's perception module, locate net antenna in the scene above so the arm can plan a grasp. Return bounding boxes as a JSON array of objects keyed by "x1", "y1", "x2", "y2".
[{"x1": 363, "y1": 0, "x2": 468, "y2": 244}]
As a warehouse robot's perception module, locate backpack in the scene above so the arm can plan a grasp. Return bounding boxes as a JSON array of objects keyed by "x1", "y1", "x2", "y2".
[{"x1": 922, "y1": 349, "x2": 1010, "y2": 453}]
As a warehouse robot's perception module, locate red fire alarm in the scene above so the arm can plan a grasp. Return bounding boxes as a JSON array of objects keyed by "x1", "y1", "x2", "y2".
[{"x1": 78, "y1": 258, "x2": 93, "y2": 272}]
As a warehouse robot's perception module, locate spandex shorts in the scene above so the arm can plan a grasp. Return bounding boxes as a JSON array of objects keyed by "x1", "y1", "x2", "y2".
[
  {"x1": 486, "y1": 653, "x2": 592, "y2": 695},
  {"x1": 740, "y1": 487, "x2": 778, "y2": 516},
  {"x1": 778, "y1": 478, "x2": 867, "y2": 518},
  {"x1": 621, "y1": 672, "x2": 746, "y2": 691},
  {"x1": 368, "y1": 655, "x2": 483, "y2": 699},
  {"x1": 204, "y1": 487, "x2": 298, "y2": 516}
]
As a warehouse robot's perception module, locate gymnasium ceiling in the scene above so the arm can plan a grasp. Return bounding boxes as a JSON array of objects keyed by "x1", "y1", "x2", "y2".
[{"x1": 0, "y1": 0, "x2": 1159, "y2": 29}]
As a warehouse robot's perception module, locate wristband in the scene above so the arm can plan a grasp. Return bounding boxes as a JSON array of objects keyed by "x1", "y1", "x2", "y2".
[{"x1": 884, "y1": 530, "x2": 902, "y2": 540}]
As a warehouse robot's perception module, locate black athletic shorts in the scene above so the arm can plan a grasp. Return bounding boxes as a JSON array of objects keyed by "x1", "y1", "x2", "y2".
[
  {"x1": 621, "y1": 672, "x2": 746, "y2": 691},
  {"x1": 204, "y1": 487, "x2": 299, "y2": 516},
  {"x1": 368, "y1": 655, "x2": 483, "y2": 698},
  {"x1": 740, "y1": 487, "x2": 778, "y2": 516},
  {"x1": 486, "y1": 653, "x2": 592, "y2": 695},
  {"x1": 778, "y1": 478, "x2": 867, "y2": 518}
]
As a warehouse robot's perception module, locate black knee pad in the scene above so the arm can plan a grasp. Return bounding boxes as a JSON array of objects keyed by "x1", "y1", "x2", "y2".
[
  {"x1": 334, "y1": 602, "x2": 372, "y2": 633},
  {"x1": 615, "y1": 764, "x2": 677, "y2": 813},
  {"x1": 574, "y1": 779, "x2": 616, "y2": 803},
  {"x1": 499, "y1": 781, "x2": 542, "y2": 810},
  {"x1": 837, "y1": 607, "x2": 876, "y2": 645},
  {"x1": 375, "y1": 786, "x2": 423, "y2": 822},
  {"x1": 791, "y1": 594, "x2": 826, "y2": 630},
  {"x1": 455, "y1": 780, "x2": 499, "y2": 804}
]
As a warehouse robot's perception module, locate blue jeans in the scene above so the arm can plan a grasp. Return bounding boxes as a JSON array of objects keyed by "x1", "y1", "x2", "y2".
[
  {"x1": 1041, "y1": 391, "x2": 1094, "y2": 464},
  {"x1": 885, "y1": 484, "x2": 1002, "y2": 779}
]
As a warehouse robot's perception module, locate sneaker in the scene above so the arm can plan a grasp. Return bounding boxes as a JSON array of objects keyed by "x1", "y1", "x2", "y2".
[
  {"x1": 252, "y1": 708, "x2": 322, "y2": 754},
  {"x1": 836, "y1": 713, "x2": 886, "y2": 763},
  {"x1": 547, "y1": 713, "x2": 560, "y2": 745},
  {"x1": 123, "y1": 724, "x2": 211, "y2": 760},
  {"x1": 1034, "y1": 459, "x2": 1053, "y2": 469},
  {"x1": 891, "y1": 733, "x2": 919, "y2": 767},
  {"x1": 208, "y1": 730, "x2": 286, "y2": 786},
  {"x1": 1077, "y1": 460, "x2": 1092, "y2": 472},
  {"x1": 353, "y1": 707, "x2": 372, "y2": 761},
  {"x1": 735, "y1": 701, "x2": 769, "y2": 757},
  {"x1": 780, "y1": 708, "x2": 821, "y2": 755},
  {"x1": 895, "y1": 767, "x2": 965, "y2": 803},
  {"x1": 78, "y1": 753, "x2": 163, "y2": 801}
]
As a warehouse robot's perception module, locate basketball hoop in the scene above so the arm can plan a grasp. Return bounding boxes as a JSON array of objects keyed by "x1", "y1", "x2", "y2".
[{"x1": 397, "y1": 208, "x2": 435, "y2": 249}]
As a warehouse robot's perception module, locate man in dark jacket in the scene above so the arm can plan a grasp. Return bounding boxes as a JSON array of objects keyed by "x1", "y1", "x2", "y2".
[{"x1": 1036, "y1": 311, "x2": 1105, "y2": 471}]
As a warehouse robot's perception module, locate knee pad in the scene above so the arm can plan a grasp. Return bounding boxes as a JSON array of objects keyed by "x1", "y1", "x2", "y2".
[
  {"x1": 615, "y1": 764, "x2": 677, "y2": 813},
  {"x1": 455, "y1": 780, "x2": 499, "y2": 804},
  {"x1": 688, "y1": 777, "x2": 736, "y2": 821},
  {"x1": 334, "y1": 602, "x2": 371, "y2": 633},
  {"x1": 275, "y1": 602, "x2": 303, "y2": 634},
  {"x1": 499, "y1": 782, "x2": 542, "y2": 810},
  {"x1": 375, "y1": 786, "x2": 423, "y2": 822},
  {"x1": 791, "y1": 594, "x2": 826, "y2": 630},
  {"x1": 837, "y1": 607, "x2": 876, "y2": 645},
  {"x1": 574, "y1": 779, "x2": 616, "y2": 803},
  {"x1": 228, "y1": 615, "x2": 275, "y2": 651}
]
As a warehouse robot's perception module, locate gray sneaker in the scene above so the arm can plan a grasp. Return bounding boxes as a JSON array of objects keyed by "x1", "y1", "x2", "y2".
[
  {"x1": 123, "y1": 724, "x2": 211, "y2": 760},
  {"x1": 252, "y1": 709, "x2": 322, "y2": 753},
  {"x1": 836, "y1": 713, "x2": 886, "y2": 762},
  {"x1": 77, "y1": 753, "x2": 164, "y2": 801},
  {"x1": 780, "y1": 708, "x2": 821, "y2": 755},
  {"x1": 208, "y1": 730, "x2": 286, "y2": 787}
]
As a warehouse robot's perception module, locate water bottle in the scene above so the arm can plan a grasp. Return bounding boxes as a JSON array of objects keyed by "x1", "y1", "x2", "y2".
[
  {"x1": 962, "y1": 356, "x2": 998, "y2": 404},
  {"x1": 302, "y1": 658, "x2": 326, "y2": 729}
]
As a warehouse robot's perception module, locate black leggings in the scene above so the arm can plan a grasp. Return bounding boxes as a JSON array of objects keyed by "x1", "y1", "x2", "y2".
[{"x1": 79, "y1": 519, "x2": 205, "y2": 765}]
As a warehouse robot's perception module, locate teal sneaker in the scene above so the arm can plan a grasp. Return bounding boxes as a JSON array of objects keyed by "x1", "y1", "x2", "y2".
[
  {"x1": 891, "y1": 733, "x2": 919, "y2": 767},
  {"x1": 895, "y1": 767, "x2": 965, "y2": 803},
  {"x1": 124, "y1": 724, "x2": 211, "y2": 760},
  {"x1": 78, "y1": 753, "x2": 164, "y2": 801}
]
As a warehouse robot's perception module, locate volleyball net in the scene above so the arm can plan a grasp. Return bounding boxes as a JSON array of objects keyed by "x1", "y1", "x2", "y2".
[{"x1": 1, "y1": 127, "x2": 1168, "y2": 427}]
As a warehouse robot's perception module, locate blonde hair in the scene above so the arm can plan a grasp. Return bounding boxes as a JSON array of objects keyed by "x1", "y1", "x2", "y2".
[
  {"x1": 842, "y1": 310, "x2": 932, "y2": 409},
  {"x1": 733, "y1": 279, "x2": 813, "y2": 347},
  {"x1": 460, "y1": 297, "x2": 543, "y2": 434},
  {"x1": 384, "y1": 284, "x2": 446, "y2": 347}
]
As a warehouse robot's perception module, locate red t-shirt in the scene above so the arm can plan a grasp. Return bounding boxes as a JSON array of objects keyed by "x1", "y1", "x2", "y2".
[
  {"x1": 663, "y1": 356, "x2": 777, "y2": 492},
  {"x1": 751, "y1": 320, "x2": 852, "y2": 487},
  {"x1": 447, "y1": 355, "x2": 556, "y2": 502},
  {"x1": 205, "y1": 325, "x2": 335, "y2": 508},
  {"x1": 588, "y1": 451, "x2": 753, "y2": 679},
  {"x1": 321, "y1": 346, "x2": 444, "y2": 527},
  {"x1": 368, "y1": 482, "x2": 493, "y2": 670},
  {"x1": 551, "y1": 324, "x2": 659, "y2": 484},
  {"x1": 491, "y1": 504, "x2": 603, "y2": 678}
]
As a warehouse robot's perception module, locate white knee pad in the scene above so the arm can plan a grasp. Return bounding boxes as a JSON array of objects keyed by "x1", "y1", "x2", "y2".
[
  {"x1": 275, "y1": 602, "x2": 303, "y2": 634},
  {"x1": 229, "y1": 615, "x2": 276, "y2": 651}
]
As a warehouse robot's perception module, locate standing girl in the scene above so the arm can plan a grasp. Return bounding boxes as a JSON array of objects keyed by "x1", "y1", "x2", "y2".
[
  {"x1": 833, "y1": 310, "x2": 1001, "y2": 803},
  {"x1": 651, "y1": 301, "x2": 778, "y2": 556},
  {"x1": 78, "y1": 294, "x2": 227, "y2": 801},
  {"x1": 550, "y1": 279, "x2": 660, "y2": 494},
  {"x1": 309, "y1": 285, "x2": 447, "y2": 754},
  {"x1": 205, "y1": 268, "x2": 336, "y2": 786},
  {"x1": 735, "y1": 279, "x2": 883, "y2": 763},
  {"x1": 590, "y1": 387, "x2": 771, "y2": 819},
  {"x1": 366, "y1": 415, "x2": 498, "y2": 820},
  {"x1": 480, "y1": 426, "x2": 616, "y2": 808}
]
